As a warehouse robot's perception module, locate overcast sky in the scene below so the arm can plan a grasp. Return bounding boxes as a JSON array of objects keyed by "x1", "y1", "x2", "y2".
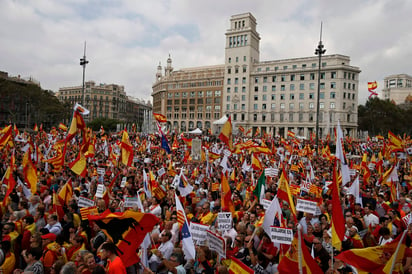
[{"x1": 1, "y1": 0, "x2": 411, "y2": 105}]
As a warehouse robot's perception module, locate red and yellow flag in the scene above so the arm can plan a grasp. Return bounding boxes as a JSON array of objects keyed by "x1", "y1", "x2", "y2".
[
  {"x1": 331, "y1": 161, "x2": 345, "y2": 250},
  {"x1": 221, "y1": 172, "x2": 235, "y2": 214},
  {"x1": 251, "y1": 153, "x2": 262, "y2": 170},
  {"x1": 228, "y1": 256, "x2": 254, "y2": 274},
  {"x1": 58, "y1": 179, "x2": 73, "y2": 206},
  {"x1": 388, "y1": 131, "x2": 403, "y2": 152},
  {"x1": 121, "y1": 129, "x2": 134, "y2": 166},
  {"x1": 153, "y1": 113, "x2": 167, "y2": 123},
  {"x1": 219, "y1": 116, "x2": 233, "y2": 151},
  {"x1": 69, "y1": 152, "x2": 87, "y2": 178},
  {"x1": 88, "y1": 210, "x2": 159, "y2": 267},
  {"x1": 2, "y1": 151, "x2": 16, "y2": 206},
  {"x1": 23, "y1": 149, "x2": 38, "y2": 194},
  {"x1": 277, "y1": 169, "x2": 297, "y2": 222}
]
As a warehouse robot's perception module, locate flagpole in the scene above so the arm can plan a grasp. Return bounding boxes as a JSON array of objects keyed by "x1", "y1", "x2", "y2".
[
  {"x1": 389, "y1": 229, "x2": 408, "y2": 273},
  {"x1": 297, "y1": 225, "x2": 303, "y2": 274}
]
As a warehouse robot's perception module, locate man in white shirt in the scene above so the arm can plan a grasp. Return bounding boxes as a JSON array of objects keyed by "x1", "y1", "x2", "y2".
[
  {"x1": 44, "y1": 214, "x2": 62, "y2": 236},
  {"x1": 363, "y1": 205, "x2": 379, "y2": 228},
  {"x1": 149, "y1": 230, "x2": 174, "y2": 272}
]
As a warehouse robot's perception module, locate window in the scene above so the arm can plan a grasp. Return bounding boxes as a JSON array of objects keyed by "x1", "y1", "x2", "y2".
[
  {"x1": 272, "y1": 76, "x2": 276, "y2": 82},
  {"x1": 262, "y1": 94, "x2": 267, "y2": 101},
  {"x1": 300, "y1": 74, "x2": 305, "y2": 80},
  {"x1": 263, "y1": 86, "x2": 267, "y2": 92},
  {"x1": 242, "y1": 77, "x2": 246, "y2": 84},
  {"x1": 330, "y1": 102, "x2": 336, "y2": 109},
  {"x1": 320, "y1": 92, "x2": 324, "y2": 99},
  {"x1": 320, "y1": 83, "x2": 325, "y2": 89},
  {"x1": 352, "y1": 74, "x2": 355, "y2": 80},
  {"x1": 352, "y1": 84, "x2": 356, "y2": 90},
  {"x1": 242, "y1": 86, "x2": 246, "y2": 92},
  {"x1": 280, "y1": 113, "x2": 284, "y2": 122},
  {"x1": 299, "y1": 103, "x2": 304, "y2": 110},
  {"x1": 310, "y1": 83, "x2": 315, "y2": 90},
  {"x1": 271, "y1": 94, "x2": 276, "y2": 100},
  {"x1": 275, "y1": 66, "x2": 278, "y2": 71},
  {"x1": 257, "y1": 68, "x2": 261, "y2": 72},
  {"x1": 344, "y1": 92, "x2": 346, "y2": 99},
  {"x1": 242, "y1": 95, "x2": 246, "y2": 101},
  {"x1": 242, "y1": 104, "x2": 245, "y2": 110},
  {"x1": 290, "y1": 93, "x2": 295, "y2": 100},
  {"x1": 289, "y1": 113, "x2": 294, "y2": 121},
  {"x1": 331, "y1": 82, "x2": 336, "y2": 89},
  {"x1": 343, "y1": 102, "x2": 346, "y2": 109},
  {"x1": 280, "y1": 103, "x2": 285, "y2": 109},
  {"x1": 241, "y1": 114, "x2": 245, "y2": 120},
  {"x1": 281, "y1": 85, "x2": 285, "y2": 91},
  {"x1": 283, "y1": 65, "x2": 288, "y2": 70},
  {"x1": 291, "y1": 74, "x2": 295, "y2": 81},
  {"x1": 320, "y1": 72, "x2": 325, "y2": 79},
  {"x1": 289, "y1": 103, "x2": 294, "y2": 109},
  {"x1": 352, "y1": 94, "x2": 355, "y2": 100},
  {"x1": 190, "y1": 92, "x2": 196, "y2": 97},
  {"x1": 309, "y1": 113, "x2": 314, "y2": 121},
  {"x1": 236, "y1": 56, "x2": 239, "y2": 62},
  {"x1": 344, "y1": 82, "x2": 347, "y2": 89},
  {"x1": 234, "y1": 104, "x2": 238, "y2": 110},
  {"x1": 320, "y1": 102, "x2": 324, "y2": 109},
  {"x1": 271, "y1": 103, "x2": 276, "y2": 109},
  {"x1": 234, "y1": 87, "x2": 238, "y2": 93},
  {"x1": 299, "y1": 113, "x2": 303, "y2": 122},
  {"x1": 227, "y1": 78, "x2": 231, "y2": 85},
  {"x1": 280, "y1": 94, "x2": 285, "y2": 100},
  {"x1": 293, "y1": 64, "x2": 297, "y2": 69},
  {"x1": 290, "y1": 84, "x2": 295, "y2": 91},
  {"x1": 254, "y1": 104, "x2": 258, "y2": 110},
  {"x1": 330, "y1": 92, "x2": 336, "y2": 99},
  {"x1": 228, "y1": 57, "x2": 231, "y2": 63},
  {"x1": 254, "y1": 114, "x2": 257, "y2": 121},
  {"x1": 322, "y1": 62, "x2": 326, "y2": 67},
  {"x1": 344, "y1": 72, "x2": 347, "y2": 79},
  {"x1": 255, "y1": 77, "x2": 259, "y2": 83},
  {"x1": 309, "y1": 93, "x2": 314, "y2": 99},
  {"x1": 312, "y1": 63, "x2": 316, "y2": 68},
  {"x1": 302, "y1": 64, "x2": 307, "y2": 68},
  {"x1": 262, "y1": 104, "x2": 267, "y2": 110},
  {"x1": 299, "y1": 83, "x2": 304, "y2": 90},
  {"x1": 244, "y1": 56, "x2": 246, "y2": 61},
  {"x1": 309, "y1": 102, "x2": 314, "y2": 109},
  {"x1": 227, "y1": 96, "x2": 230, "y2": 101},
  {"x1": 227, "y1": 68, "x2": 231, "y2": 74},
  {"x1": 254, "y1": 86, "x2": 259, "y2": 92},
  {"x1": 299, "y1": 93, "x2": 304, "y2": 99},
  {"x1": 271, "y1": 85, "x2": 276, "y2": 91},
  {"x1": 235, "y1": 78, "x2": 239, "y2": 84},
  {"x1": 348, "y1": 83, "x2": 351, "y2": 89},
  {"x1": 331, "y1": 71, "x2": 336, "y2": 78},
  {"x1": 214, "y1": 90, "x2": 221, "y2": 96},
  {"x1": 281, "y1": 75, "x2": 286, "y2": 82},
  {"x1": 263, "y1": 76, "x2": 267, "y2": 83},
  {"x1": 254, "y1": 95, "x2": 258, "y2": 101},
  {"x1": 310, "y1": 73, "x2": 315, "y2": 80},
  {"x1": 243, "y1": 67, "x2": 246, "y2": 73}
]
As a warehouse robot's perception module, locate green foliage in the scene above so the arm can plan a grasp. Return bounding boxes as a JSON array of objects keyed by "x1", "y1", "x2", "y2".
[
  {"x1": 358, "y1": 97, "x2": 412, "y2": 135},
  {"x1": 0, "y1": 78, "x2": 70, "y2": 129},
  {"x1": 87, "y1": 118, "x2": 121, "y2": 132}
]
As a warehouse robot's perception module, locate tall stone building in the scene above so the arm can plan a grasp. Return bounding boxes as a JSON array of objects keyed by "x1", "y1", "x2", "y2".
[
  {"x1": 381, "y1": 74, "x2": 412, "y2": 105},
  {"x1": 152, "y1": 13, "x2": 361, "y2": 138}
]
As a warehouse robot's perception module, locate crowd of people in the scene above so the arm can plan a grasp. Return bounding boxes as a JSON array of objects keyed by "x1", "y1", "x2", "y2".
[{"x1": 0, "y1": 121, "x2": 411, "y2": 274}]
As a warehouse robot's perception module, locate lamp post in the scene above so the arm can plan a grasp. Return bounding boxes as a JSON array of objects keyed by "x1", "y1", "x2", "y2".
[
  {"x1": 80, "y1": 41, "x2": 89, "y2": 106},
  {"x1": 25, "y1": 102, "x2": 28, "y2": 129},
  {"x1": 315, "y1": 22, "x2": 326, "y2": 153}
]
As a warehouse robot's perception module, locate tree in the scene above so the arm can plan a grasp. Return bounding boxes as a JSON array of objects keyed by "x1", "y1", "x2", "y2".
[
  {"x1": 87, "y1": 118, "x2": 121, "y2": 132},
  {"x1": 358, "y1": 97, "x2": 411, "y2": 135}
]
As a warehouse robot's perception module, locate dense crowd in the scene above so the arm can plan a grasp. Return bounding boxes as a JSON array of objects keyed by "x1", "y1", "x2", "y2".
[{"x1": 0, "y1": 122, "x2": 411, "y2": 274}]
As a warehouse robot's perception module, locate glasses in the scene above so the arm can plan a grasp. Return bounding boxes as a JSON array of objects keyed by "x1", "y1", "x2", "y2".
[
  {"x1": 202, "y1": 207, "x2": 208, "y2": 210},
  {"x1": 313, "y1": 242, "x2": 321, "y2": 245}
]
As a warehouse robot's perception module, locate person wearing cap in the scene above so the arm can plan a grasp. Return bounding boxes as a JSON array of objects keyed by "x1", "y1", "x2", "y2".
[
  {"x1": 40, "y1": 233, "x2": 61, "y2": 273},
  {"x1": 347, "y1": 226, "x2": 363, "y2": 248}
]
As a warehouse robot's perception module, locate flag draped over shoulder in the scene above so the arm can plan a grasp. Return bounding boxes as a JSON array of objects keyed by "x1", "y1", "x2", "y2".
[
  {"x1": 175, "y1": 193, "x2": 196, "y2": 260},
  {"x1": 278, "y1": 230, "x2": 323, "y2": 274},
  {"x1": 336, "y1": 231, "x2": 407, "y2": 273},
  {"x1": 331, "y1": 161, "x2": 345, "y2": 251},
  {"x1": 88, "y1": 210, "x2": 159, "y2": 267},
  {"x1": 219, "y1": 116, "x2": 233, "y2": 151},
  {"x1": 121, "y1": 129, "x2": 134, "y2": 166},
  {"x1": 228, "y1": 256, "x2": 254, "y2": 274}
]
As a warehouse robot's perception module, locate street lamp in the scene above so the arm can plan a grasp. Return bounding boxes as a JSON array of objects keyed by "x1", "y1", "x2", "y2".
[
  {"x1": 315, "y1": 22, "x2": 326, "y2": 153},
  {"x1": 25, "y1": 102, "x2": 28, "y2": 129},
  {"x1": 80, "y1": 41, "x2": 89, "y2": 106}
]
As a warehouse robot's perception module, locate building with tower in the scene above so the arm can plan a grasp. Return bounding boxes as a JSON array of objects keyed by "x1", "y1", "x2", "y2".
[{"x1": 152, "y1": 12, "x2": 361, "y2": 138}]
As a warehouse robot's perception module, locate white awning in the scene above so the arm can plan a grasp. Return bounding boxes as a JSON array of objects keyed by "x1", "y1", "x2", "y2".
[
  {"x1": 188, "y1": 128, "x2": 202, "y2": 134},
  {"x1": 212, "y1": 115, "x2": 228, "y2": 125}
]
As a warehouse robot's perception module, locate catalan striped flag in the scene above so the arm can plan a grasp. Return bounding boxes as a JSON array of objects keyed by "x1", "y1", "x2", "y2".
[{"x1": 80, "y1": 206, "x2": 98, "y2": 220}]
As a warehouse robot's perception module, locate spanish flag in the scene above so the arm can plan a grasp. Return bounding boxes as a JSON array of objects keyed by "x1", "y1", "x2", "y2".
[
  {"x1": 219, "y1": 116, "x2": 233, "y2": 151},
  {"x1": 121, "y1": 129, "x2": 134, "y2": 167},
  {"x1": 88, "y1": 210, "x2": 159, "y2": 267},
  {"x1": 153, "y1": 113, "x2": 167, "y2": 123},
  {"x1": 221, "y1": 172, "x2": 235, "y2": 214},
  {"x1": 23, "y1": 149, "x2": 38, "y2": 194},
  {"x1": 277, "y1": 169, "x2": 297, "y2": 222},
  {"x1": 238, "y1": 126, "x2": 245, "y2": 134},
  {"x1": 251, "y1": 153, "x2": 262, "y2": 170},
  {"x1": 0, "y1": 125, "x2": 12, "y2": 149},
  {"x1": 287, "y1": 130, "x2": 295, "y2": 139},
  {"x1": 278, "y1": 230, "x2": 323, "y2": 273},
  {"x1": 69, "y1": 152, "x2": 87, "y2": 178},
  {"x1": 336, "y1": 230, "x2": 407, "y2": 273},
  {"x1": 368, "y1": 81, "x2": 378, "y2": 91},
  {"x1": 58, "y1": 123, "x2": 68, "y2": 131},
  {"x1": 228, "y1": 256, "x2": 254, "y2": 274},
  {"x1": 58, "y1": 179, "x2": 73, "y2": 206},
  {"x1": 388, "y1": 131, "x2": 403, "y2": 152},
  {"x1": 2, "y1": 151, "x2": 16, "y2": 206}
]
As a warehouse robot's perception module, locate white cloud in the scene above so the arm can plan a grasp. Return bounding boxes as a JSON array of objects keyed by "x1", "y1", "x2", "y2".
[{"x1": 1, "y1": 0, "x2": 411, "y2": 105}]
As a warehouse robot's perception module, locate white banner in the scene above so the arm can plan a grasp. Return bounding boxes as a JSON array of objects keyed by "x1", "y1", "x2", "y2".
[
  {"x1": 95, "y1": 184, "x2": 105, "y2": 198},
  {"x1": 97, "y1": 167, "x2": 105, "y2": 176},
  {"x1": 191, "y1": 139, "x2": 202, "y2": 161},
  {"x1": 270, "y1": 226, "x2": 293, "y2": 244},
  {"x1": 121, "y1": 176, "x2": 127, "y2": 188},
  {"x1": 217, "y1": 212, "x2": 232, "y2": 232},
  {"x1": 260, "y1": 199, "x2": 272, "y2": 210},
  {"x1": 189, "y1": 222, "x2": 209, "y2": 245},
  {"x1": 124, "y1": 197, "x2": 139, "y2": 208},
  {"x1": 78, "y1": 197, "x2": 96, "y2": 208},
  {"x1": 157, "y1": 167, "x2": 166, "y2": 177},
  {"x1": 296, "y1": 199, "x2": 318, "y2": 215},
  {"x1": 206, "y1": 230, "x2": 226, "y2": 258},
  {"x1": 265, "y1": 167, "x2": 278, "y2": 177}
]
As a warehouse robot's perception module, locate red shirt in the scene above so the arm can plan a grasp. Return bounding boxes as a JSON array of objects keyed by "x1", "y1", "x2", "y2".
[{"x1": 107, "y1": 256, "x2": 126, "y2": 274}]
